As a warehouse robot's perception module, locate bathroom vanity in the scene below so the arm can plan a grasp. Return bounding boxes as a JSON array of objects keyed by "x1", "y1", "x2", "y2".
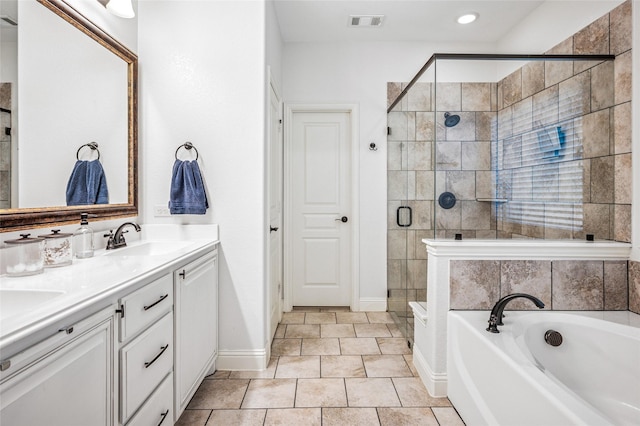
[{"x1": 0, "y1": 225, "x2": 219, "y2": 425}]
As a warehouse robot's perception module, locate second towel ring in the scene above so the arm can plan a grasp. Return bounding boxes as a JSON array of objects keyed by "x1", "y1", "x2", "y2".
[
  {"x1": 76, "y1": 142, "x2": 100, "y2": 160},
  {"x1": 175, "y1": 142, "x2": 199, "y2": 161}
]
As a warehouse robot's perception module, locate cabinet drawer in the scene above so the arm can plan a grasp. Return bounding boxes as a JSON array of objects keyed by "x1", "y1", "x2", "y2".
[
  {"x1": 121, "y1": 312, "x2": 173, "y2": 423},
  {"x1": 126, "y1": 372, "x2": 173, "y2": 426},
  {"x1": 120, "y1": 274, "x2": 173, "y2": 342}
]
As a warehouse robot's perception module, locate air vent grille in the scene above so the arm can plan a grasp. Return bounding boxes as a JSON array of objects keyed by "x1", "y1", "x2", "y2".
[{"x1": 349, "y1": 15, "x2": 384, "y2": 27}]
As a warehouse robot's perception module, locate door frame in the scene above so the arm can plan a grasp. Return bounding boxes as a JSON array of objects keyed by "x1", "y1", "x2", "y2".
[
  {"x1": 283, "y1": 104, "x2": 360, "y2": 311},
  {"x1": 266, "y1": 67, "x2": 283, "y2": 346}
]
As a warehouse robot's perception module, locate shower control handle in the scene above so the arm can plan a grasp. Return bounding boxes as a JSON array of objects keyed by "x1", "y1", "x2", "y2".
[{"x1": 335, "y1": 216, "x2": 348, "y2": 223}]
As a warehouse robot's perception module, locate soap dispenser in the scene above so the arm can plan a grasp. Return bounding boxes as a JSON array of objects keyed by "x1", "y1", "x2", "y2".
[{"x1": 73, "y1": 212, "x2": 95, "y2": 258}]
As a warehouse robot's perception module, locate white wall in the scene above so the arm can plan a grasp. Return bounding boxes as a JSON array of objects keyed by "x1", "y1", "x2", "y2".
[
  {"x1": 139, "y1": 0, "x2": 268, "y2": 368},
  {"x1": 266, "y1": 0, "x2": 283, "y2": 91},
  {"x1": 282, "y1": 41, "x2": 495, "y2": 303}
]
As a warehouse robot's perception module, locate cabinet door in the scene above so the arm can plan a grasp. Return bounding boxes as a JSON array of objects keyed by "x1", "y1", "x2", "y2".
[
  {"x1": 174, "y1": 250, "x2": 218, "y2": 417},
  {"x1": 0, "y1": 308, "x2": 115, "y2": 426}
]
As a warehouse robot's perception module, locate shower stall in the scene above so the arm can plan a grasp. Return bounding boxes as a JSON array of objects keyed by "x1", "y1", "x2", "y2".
[{"x1": 386, "y1": 53, "x2": 629, "y2": 341}]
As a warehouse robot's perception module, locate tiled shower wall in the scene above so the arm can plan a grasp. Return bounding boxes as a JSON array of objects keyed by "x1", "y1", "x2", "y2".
[
  {"x1": 495, "y1": 0, "x2": 633, "y2": 241},
  {"x1": 450, "y1": 259, "x2": 629, "y2": 311},
  {"x1": 386, "y1": 1, "x2": 634, "y2": 324},
  {"x1": 386, "y1": 82, "x2": 497, "y2": 319}
]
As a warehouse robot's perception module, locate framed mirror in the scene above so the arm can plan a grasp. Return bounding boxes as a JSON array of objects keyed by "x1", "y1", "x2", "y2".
[{"x1": 0, "y1": 0, "x2": 137, "y2": 231}]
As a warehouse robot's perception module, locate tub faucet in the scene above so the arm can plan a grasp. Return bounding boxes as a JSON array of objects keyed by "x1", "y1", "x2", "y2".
[
  {"x1": 486, "y1": 293, "x2": 545, "y2": 333},
  {"x1": 105, "y1": 222, "x2": 141, "y2": 250}
]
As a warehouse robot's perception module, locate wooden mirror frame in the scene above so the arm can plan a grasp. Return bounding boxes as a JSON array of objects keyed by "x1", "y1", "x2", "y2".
[{"x1": 1, "y1": 0, "x2": 138, "y2": 232}]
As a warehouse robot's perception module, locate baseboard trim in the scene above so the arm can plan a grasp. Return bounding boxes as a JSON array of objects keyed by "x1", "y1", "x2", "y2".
[
  {"x1": 216, "y1": 349, "x2": 268, "y2": 371},
  {"x1": 412, "y1": 346, "x2": 448, "y2": 397},
  {"x1": 358, "y1": 297, "x2": 387, "y2": 312}
]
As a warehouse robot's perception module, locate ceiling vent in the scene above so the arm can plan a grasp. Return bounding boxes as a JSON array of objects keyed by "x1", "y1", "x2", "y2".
[
  {"x1": 1, "y1": 15, "x2": 18, "y2": 26},
  {"x1": 349, "y1": 15, "x2": 384, "y2": 27}
]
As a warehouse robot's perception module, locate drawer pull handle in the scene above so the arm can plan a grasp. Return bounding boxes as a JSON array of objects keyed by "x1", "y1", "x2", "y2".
[
  {"x1": 144, "y1": 344, "x2": 169, "y2": 369},
  {"x1": 143, "y1": 294, "x2": 169, "y2": 311},
  {"x1": 179, "y1": 270, "x2": 186, "y2": 279},
  {"x1": 157, "y1": 409, "x2": 170, "y2": 426}
]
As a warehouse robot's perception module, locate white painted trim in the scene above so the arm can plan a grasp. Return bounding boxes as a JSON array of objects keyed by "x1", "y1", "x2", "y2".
[
  {"x1": 216, "y1": 349, "x2": 268, "y2": 371},
  {"x1": 358, "y1": 298, "x2": 386, "y2": 312},
  {"x1": 423, "y1": 239, "x2": 631, "y2": 259},
  {"x1": 412, "y1": 344, "x2": 448, "y2": 398},
  {"x1": 283, "y1": 104, "x2": 360, "y2": 311},
  {"x1": 409, "y1": 301, "x2": 428, "y2": 324}
]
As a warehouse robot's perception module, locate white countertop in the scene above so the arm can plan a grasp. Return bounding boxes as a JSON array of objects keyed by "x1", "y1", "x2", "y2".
[{"x1": 0, "y1": 224, "x2": 219, "y2": 359}]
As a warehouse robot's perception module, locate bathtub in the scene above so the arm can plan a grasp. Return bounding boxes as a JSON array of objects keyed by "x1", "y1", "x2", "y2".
[{"x1": 447, "y1": 310, "x2": 640, "y2": 426}]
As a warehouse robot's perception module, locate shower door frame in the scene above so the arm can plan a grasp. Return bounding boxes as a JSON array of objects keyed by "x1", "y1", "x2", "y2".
[{"x1": 386, "y1": 52, "x2": 617, "y2": 341}]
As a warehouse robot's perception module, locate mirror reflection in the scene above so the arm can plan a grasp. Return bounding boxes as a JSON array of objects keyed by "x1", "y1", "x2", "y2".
[{"x1": 0, "y1": 0, "x2": 130, "y2": 210}]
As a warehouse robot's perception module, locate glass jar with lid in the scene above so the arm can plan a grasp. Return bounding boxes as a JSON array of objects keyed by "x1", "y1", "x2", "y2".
[
  {"x1": 38, "y1": 229, "x2": 73, "y2": 267},
  {"x1": 4, "y1": 234, "x2": 45, "y2": 276}
]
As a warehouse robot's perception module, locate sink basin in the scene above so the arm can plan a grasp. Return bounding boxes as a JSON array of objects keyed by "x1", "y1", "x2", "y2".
[
  {"x1": 105, "y1": 241, "x2": 193, "y2": 257},
  {"x1": 0, "y1": 289, "x2": 66, "y2": 320}
]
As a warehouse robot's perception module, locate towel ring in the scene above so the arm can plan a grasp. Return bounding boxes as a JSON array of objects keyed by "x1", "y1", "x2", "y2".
[
  {"x1": 175, "y1": 142, "x2": 199, "y2": 161},
  {"x1": 76, "y1": 142, "x2": 100, "y2": 160}
]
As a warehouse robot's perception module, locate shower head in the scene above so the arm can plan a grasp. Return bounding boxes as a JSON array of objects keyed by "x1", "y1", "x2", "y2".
[{"x1": 444, "y1": 112, "x2": 460, "y2": 128}]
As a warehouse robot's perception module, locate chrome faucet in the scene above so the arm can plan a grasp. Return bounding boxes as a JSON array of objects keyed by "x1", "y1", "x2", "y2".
[
  {"x1": 105, "y1": 222, "x2": 141, "y2": 250},
  {"x1": 486, "y1": 293, "x2": 545, "y2": 333}
]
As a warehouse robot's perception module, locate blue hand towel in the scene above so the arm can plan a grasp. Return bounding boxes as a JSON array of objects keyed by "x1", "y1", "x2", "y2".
[
  {"x1": 169, "y1": 159, "x2": 209, "y2": 215},
  {"x1": 66, "y1": 160, "x2": 109, "y2": 206}
]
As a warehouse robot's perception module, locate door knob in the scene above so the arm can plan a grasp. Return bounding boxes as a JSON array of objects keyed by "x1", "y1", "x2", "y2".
[
  {"x1": 335, "y1": 216, "x2": 348, "y2": 223},
  {"x1": 270, "y1": 226, "x2": 279, "y2": 232}
]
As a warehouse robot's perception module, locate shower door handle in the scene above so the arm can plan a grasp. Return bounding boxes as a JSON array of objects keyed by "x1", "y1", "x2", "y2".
[{"x1": 396, "y1": 206, "x2": 412, "y2": 227}]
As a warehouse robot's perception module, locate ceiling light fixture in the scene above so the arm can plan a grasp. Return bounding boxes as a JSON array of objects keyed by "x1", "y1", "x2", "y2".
[
  {"x1": 457, "y1": 13, "x2": 478, "y2": 25},
  {"x1": 349, "y1": 15, "x2": 384, "y2": 27},
  {"x1": 106, "y1": 0, "x2": 135, "y2": 19}
]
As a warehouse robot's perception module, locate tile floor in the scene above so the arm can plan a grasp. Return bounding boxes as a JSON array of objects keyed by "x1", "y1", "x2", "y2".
[{"x1": 176, "y1": 307, "x2": 465, "y2": 425}]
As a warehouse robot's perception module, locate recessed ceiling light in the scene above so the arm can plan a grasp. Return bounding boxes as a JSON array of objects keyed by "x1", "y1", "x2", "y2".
[
  {"x1": 349, "y1": 15, "x2": 385, "y2": 27},
  {"x1": 457, "y1": 13, "x2": 478, "y2": 25}
]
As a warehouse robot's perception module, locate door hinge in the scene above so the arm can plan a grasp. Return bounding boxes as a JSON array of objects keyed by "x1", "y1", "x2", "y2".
[
  {"x1": 387, "y1": 290, "x2": 390, "y2": 298},
  {"x1": 115, "y1": 305, "x2": 125, "y2": 318},
  {"x1": 387, "y1": 126, "x2": 391, "y2": 135}
]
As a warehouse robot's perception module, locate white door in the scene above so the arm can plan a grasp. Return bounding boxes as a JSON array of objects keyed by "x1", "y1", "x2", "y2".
[
  {"x1": 290, "y1": 111, "x2": 352, "y2": 306},
  {"x1": 268, "y1": 79, "x2": 283, "y2": 339}
]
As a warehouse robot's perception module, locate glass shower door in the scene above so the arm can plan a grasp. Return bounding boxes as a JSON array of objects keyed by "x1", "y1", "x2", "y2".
[{"x1": 387, "y1": 65, "x2": 435, "y2": 343}]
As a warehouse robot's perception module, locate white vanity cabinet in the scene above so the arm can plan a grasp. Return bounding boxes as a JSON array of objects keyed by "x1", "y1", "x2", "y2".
[
  {"x1": 0, "y1": 232, "x2": 219, "y2": 426},
  {"x1": 118, "y1": 274, "x2": 174, "y2": 425},
  {"x1": 174, "y1": 250, "x2": 218, "y2": 419},
  {"x1": 0, "y1": 306, "x2": 116, "y2": 426}
]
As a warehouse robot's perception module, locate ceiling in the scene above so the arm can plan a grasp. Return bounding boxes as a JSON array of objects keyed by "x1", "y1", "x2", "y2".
[{"x1": 272, "y1": 0, "x2": 546, "y2": 43}]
